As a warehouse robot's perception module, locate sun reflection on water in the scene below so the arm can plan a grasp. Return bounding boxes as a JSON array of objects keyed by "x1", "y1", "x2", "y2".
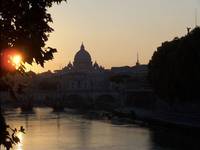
[{"x1": 16, "y1": 132, "x2": 24, "y2": 150}]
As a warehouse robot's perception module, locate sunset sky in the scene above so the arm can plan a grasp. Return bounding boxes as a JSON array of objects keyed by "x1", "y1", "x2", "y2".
[{"x1": 27, "y1": 0, "x2": 200, "y2": 73}]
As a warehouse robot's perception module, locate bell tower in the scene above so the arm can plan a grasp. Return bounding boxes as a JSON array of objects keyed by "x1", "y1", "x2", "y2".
[{"x1": 136, "y1": 52, "x2": 140, "y2": 66}]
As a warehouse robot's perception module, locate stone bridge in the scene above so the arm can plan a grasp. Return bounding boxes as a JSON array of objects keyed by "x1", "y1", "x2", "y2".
[{"x1": 61, "y1": 89, "x2": 120, "y2": 101}]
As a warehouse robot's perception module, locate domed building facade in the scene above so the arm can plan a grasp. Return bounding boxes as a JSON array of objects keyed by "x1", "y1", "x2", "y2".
[
  {"x1": 31, "y1": 43, "x2": 150, "y2": 109},
  {"x1": 54, "y1": 43, "x2": 110, "y2": 97},
  {"x1": 61, "y1": 43, "x2": 104, "y2": 73}
]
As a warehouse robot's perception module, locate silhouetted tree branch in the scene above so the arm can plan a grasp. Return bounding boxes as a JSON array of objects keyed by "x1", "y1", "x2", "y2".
[{"x1": 0, "y1": 0, "x2": 67, "y2": 149}]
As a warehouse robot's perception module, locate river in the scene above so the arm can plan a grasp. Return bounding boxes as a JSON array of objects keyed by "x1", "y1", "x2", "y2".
[{"x1": 1, "y1": 108, "x2": 199, "y2": 150}]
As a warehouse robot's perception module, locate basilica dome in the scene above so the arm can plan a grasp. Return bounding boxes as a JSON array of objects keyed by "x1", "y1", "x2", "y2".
[
  {"x1": 73, "y1": 43, "x2": 93, "y2": 71},
  {"x1": 74, "y1": 44, "x2": 92, "y2": 63}
]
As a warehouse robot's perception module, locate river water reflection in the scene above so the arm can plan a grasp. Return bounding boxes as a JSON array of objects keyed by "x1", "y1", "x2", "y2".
[{"x1": 2, "y1": 108, "x2": 199, "y2": 150}]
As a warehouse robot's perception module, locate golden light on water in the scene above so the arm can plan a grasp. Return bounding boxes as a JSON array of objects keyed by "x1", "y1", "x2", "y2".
[{"x1": 16, "y1": 132, "x2": 24, "y2": 150}]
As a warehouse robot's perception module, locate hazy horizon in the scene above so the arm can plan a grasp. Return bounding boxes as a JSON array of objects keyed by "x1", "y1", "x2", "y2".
[{"x1": 26, "y1": 0, "x2": 200, "y2": 73}]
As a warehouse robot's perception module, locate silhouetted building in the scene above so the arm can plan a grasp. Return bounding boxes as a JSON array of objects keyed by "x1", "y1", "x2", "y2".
[
  {"x1": 55, "y1": 43, "x2": 104, "y2": 74},
  {"x1": 12, "y1": 43, "x2": 151, "y2": 107}
]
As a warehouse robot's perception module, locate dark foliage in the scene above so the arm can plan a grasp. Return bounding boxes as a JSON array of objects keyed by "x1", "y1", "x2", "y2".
[
  {"x1": 148, "y1": 27, "x2": 200, "y2": 102},
  {"x1": 0, "y1": 0, "x2": 66, "y2": 149},
  {"x1": 0, "y1": 116, "x2": 25, "y2": 150},
  {"x1": 0, "y1": 0, "x2": 67, "y2": 76}
]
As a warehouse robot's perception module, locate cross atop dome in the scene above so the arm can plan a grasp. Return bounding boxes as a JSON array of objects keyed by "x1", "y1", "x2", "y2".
[{"x1": 80, "y1": 42, "x2": 85, "y2": 50}]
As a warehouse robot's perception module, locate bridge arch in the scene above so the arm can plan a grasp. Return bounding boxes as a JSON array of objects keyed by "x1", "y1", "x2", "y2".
[
  {"x1": 65, "y1": 94, "x2": 92, "y2": 109},
  {"x1": 95, "y1": 95, "x2": 119, "y2": 111}
]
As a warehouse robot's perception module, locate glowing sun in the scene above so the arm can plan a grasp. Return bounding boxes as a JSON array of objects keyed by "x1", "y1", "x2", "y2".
[{"x1": 10, "y1": 55, "x2": 22, "y2": 68}]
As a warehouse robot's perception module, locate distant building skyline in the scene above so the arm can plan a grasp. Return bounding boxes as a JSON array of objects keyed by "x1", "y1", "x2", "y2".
[{"x1": 25, "y1": 0, "x2": 200, "y2": 73}]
